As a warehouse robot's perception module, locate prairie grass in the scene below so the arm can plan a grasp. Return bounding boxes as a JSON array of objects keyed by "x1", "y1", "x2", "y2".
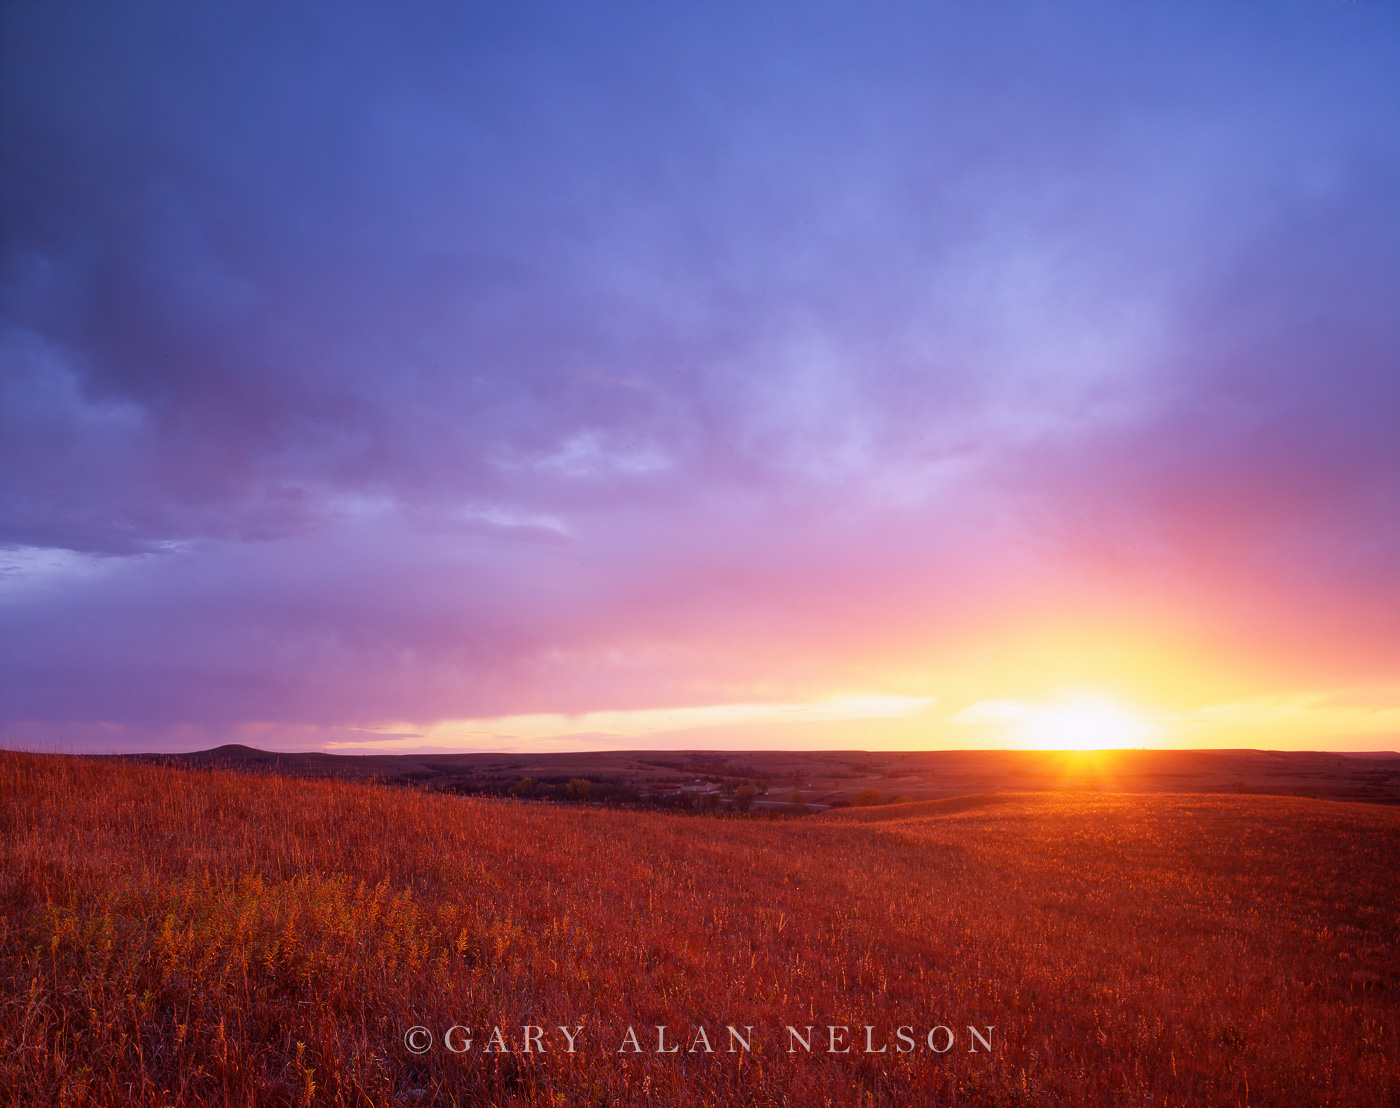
[{"x1": 2, "y1": 750, "x2": 1396, "y2": 1106}]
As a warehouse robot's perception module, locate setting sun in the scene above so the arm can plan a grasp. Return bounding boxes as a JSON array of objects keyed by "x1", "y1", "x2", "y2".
[
  {"x1": 1018, "y1": 698, "x2": 1150, "y2": 750},
  {"x1": 951, "y1": 695, "x2": 1152, "y2": 750}
]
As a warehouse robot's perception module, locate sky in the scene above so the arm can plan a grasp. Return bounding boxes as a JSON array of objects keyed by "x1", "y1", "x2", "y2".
[{"x1": 3, "y1": 1, "x2": 1399, "y2": 754}]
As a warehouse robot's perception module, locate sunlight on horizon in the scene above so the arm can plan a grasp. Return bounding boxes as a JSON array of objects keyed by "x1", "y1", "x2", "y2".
[
  {"x1": 1017, "y1": 698, "x2": 1151, "y2": 750},
  {"x1": 953, "y1": 695, "x2": 1152, "y2": 750}
]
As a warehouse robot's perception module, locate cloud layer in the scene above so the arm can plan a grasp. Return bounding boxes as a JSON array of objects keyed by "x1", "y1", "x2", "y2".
[{"x1": 4, "y1": 2, "x2": 1400, "y2": 750}]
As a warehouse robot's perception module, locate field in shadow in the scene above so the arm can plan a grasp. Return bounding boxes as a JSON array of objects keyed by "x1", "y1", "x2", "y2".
[{"x1": 110, "y1": 744, "x2": 1400, "y2": 811}]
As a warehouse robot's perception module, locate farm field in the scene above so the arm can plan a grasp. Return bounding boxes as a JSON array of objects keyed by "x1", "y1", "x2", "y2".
[{"x1": 3, "y1": 750, "x2": 1397, "y2": 1107}]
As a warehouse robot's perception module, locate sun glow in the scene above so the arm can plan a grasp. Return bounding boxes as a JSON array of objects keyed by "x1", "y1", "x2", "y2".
[
  {"x1": 1018, "y1": 698, "x2": 1150, "y2": 750},
  {"x1": 952, "y1": 695, "x2": 1152, "y2": 750}
]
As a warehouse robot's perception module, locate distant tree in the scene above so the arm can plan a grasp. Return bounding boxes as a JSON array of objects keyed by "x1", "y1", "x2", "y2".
[
  {"x1": 511, "y1": 777, "x2": 533, "y2": 796},
  {"x1": 887, "y1": 794, "x2": 913, "y2": 804},
  {"x1": 853, "y1": 788, "x2": 883, "y2": 807},
  {"x1": 733, "y1": 784, "x2": 757, "y2": 812},
  {"x1": 789, "y1": 791, "x2": 807, "y2": 814},
  {"x1": 567, "y1": 778, "x2": 591, "y2": 800}
]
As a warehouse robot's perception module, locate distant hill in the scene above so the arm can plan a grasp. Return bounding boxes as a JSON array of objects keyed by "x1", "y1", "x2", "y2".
[{"x1": 98, "y1": 744, "x2": 1400, "y2": 806}]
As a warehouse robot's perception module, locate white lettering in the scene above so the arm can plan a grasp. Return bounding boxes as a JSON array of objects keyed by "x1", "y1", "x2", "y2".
[
  {"x1": 444, "y1": 1026, "x2": 472, "y2": 1053},
  {"x1": 558, "y1": 1026, "x2": 583, "y2": 1053},
  {"x1": 787, "y1": 1026, "x2": 814, "y2": 1053},
  {"x1": 655, "y1": 1026, "x2": 681, "y2": 1053},
  {"x1": 967, "y1": 1026, "x2": 994, "y2": 1053}
]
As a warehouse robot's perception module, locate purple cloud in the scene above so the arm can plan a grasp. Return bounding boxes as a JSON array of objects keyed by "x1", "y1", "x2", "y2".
[{"x1": 3, "y1": 2, "x2": 1399, "y2": 750}]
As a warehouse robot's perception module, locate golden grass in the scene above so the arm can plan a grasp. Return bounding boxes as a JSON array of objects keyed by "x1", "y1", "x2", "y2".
[{"x1": 2, "y1": 750, "x2": 1397, "y2": 1106}]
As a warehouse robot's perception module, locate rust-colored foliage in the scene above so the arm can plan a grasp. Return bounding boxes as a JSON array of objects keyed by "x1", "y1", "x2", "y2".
[{"x1": 2, "y1": 751, "x2": 1397, "y2": 1106}]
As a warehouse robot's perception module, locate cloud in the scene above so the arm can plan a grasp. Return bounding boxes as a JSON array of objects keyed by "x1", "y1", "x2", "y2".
[
  {"x1": 3, "y1": 2, "x2": 1399, "y2": 749},
  {"x1": 352, "y1": 695, "x2": 937, "y2": 749}
]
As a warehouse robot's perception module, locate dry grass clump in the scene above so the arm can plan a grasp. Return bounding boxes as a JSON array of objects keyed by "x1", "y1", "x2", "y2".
[{"x1": 2, "y1": 750, "x2": 1397, "y2": 1106}]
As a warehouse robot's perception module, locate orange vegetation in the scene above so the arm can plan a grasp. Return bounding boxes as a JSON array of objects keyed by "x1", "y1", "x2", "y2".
[{"x1": 2, "y1": 750, "x2": 1397, "y2": 1106}]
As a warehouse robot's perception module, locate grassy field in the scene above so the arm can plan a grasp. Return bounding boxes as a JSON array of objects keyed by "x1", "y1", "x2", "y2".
[{"x1": 3, "y1": 751, "x2": 1397, "y2": 1107}]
